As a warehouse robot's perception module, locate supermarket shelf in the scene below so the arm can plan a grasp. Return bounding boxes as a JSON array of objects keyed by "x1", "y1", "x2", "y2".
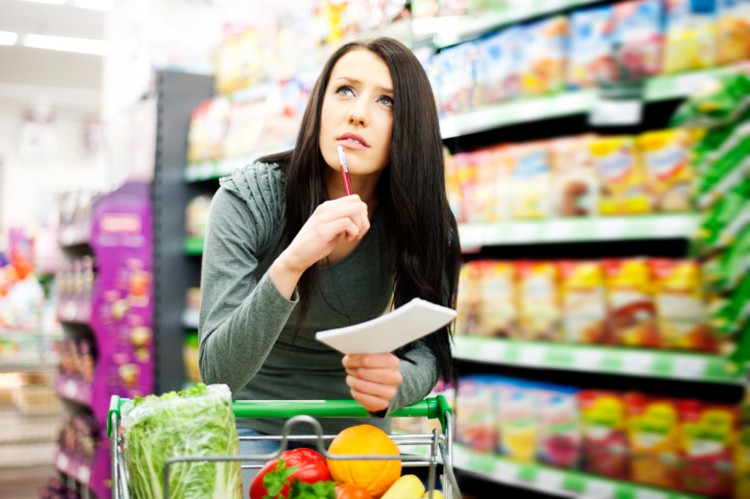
[
  {"x1": 454, "y1": 336, "x2": 743, "y2": 384},
  {"x1": 181, "y1": 308, "x2": 199, "y2": 329},
  {"x1": 57, "y1": 300, "x2": 92, "y2": 325},
  {"x1": 457, "y1": 213, "x2": 698, "y2": 249},
  {"x1": 183, "y1": 235, "x2": 204, "y2": 256},
  {"x1": 414, "y1": 0, "x2": 600, "y2": 48},
  {"x1": 439, "y1": 66, "x2": 739, "y2": 138},
  {"x1": 0, "y1": 330, "x2": 60, "y2": 372},
  {"x1": 55, "y1": 450, "x2": 92, "y2": 487},
  {"x1": 452, "y1": 443, "x2": 702, "y2": 499},
  {"x1": 54, "y1": 375, "x2": 93, "y2": 407},
  {"x1": 185, "y1": 146, "x2": 288, "y2": 182}
]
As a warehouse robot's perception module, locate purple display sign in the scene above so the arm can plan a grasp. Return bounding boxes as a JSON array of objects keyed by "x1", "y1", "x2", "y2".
[{"x1": 87, "y1": 181, "x2": 154, "y2": 498}]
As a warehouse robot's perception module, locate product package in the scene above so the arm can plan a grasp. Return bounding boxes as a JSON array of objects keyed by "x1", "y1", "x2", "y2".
[
  {"x1": 473, "y1": 27, "x2": 523, "y2": 106},
  {"x1": 603, "y1": 258, "x2": 660, "y2": 348},
  {"x1": 567, "y1": 5, "x2": 618, "y2": 88},
  {"x1": 716, "y1": 0, "x2": 750, "y2": 64},
  {"x1": 516, "y1": 261, "x2": 563, "y2": 341},
  {"x1": 498, "y1": 379, "x2": 539, "y2": 463},
  {"x1": 579, "y1": 390, "x2": 630, "y2": 479},
  {"x1": 455, "y1": 150, "x2": 497, "y2": 223},
  {"x1": 651, "y1": 259, "x2": 715, "y2": 352},
  {"x1": 662, "y1": 0, "x2": 717, "y2": 74},
  {"x1": 476, "y1": 260, "x2": 518, "y2": 338},
  {"x1": 549, "y1": 135, "x2": 599, "y2": 217},
  {"x1": 625, "y1": 393, "x2": 680, "y2": 489},
  {"x1": 590, "y1": 136, "x2": 652, "y2": 215},
  {"x1": 613, "y1": 0, "x2": 666, "y2": 81},
  {"x1": 638, "y1": 128, "x2": 695, "y2": 212},
  {"x1": 519, "y1": 16, "x2": 569, "y2": 96},
  {"x1": 560, "y1": 260, "x2": 611, "y2": 345},
  {"x1": 455, "y1": 376, "x2": 499, "y2": 453},
  {"x1": 678, "y1": 401, "x2": 739, "y2": 496},
  {"x1": 536, "y1": 384, "x2": 581, "y2": 469},
  {"x1": 508, "y1": 142, "x2": 553, "y2": 220},
  {"x1": 121, "y1": 383, "x2": 242, "y2": 499}
]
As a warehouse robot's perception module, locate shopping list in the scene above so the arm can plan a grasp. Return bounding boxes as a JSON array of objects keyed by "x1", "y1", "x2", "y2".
[{"x1": 315, "y1": 298, "x2": 457, "y2": 354}]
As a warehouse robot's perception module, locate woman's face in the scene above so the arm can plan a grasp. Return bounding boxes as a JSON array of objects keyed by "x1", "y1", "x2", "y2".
[{"x1": 319, "y1": 48, "x2": 394, "y2": 185}]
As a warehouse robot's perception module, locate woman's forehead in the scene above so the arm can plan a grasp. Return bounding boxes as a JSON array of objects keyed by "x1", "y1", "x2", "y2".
[{"x1": 329, "y1": 49, "x2": 392, "y2": 88}]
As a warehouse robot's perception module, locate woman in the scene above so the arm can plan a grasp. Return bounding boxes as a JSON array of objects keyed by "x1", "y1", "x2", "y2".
[{"x1": 198, "y1": 36, "x2": 461, "y2": 486}]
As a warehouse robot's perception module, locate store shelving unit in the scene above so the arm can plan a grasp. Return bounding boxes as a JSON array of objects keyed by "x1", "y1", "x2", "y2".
[
  {"x1": 151, "y1": 70, "x2": 214, "y2": 393},
  {"x1": 438, "y1": 65, "x2": 743, "y2": 139},
  {"x1": 407, "y1": 3, "x2": 750, "y2": 499},
  {"x1": 452, "y1": 443, "x2": 702, "y2": 499},
  {"x1": 453, "y1": 336, "x2": 743, "y2": 384},
  {"x1": 54, "y1": 182, "x2": 154, "y2": 498}
]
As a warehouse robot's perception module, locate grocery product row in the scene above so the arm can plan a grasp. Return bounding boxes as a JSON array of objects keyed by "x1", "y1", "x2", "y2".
[
  {"x1": 457, "y1": 258, "x2": 716, "y2": 352},
  {"x1": 454, "y1": 373, "x2": 742, "y2": 498},
  {"x1": 447, "y1": 128, "x2": 698, "y2": 223},
  {"x1": 426, "y1": 0, "x2": 750, "y2": 117}
]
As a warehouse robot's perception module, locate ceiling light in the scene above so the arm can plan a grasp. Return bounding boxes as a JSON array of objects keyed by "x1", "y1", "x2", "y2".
[
  {"x1": 22, "y1": 34, "x2": 109, "y2": 56},
  {"x1": 15, "y1": 0, "x2": 66, "y2": 5},
  {"x1": 73, "y1": 0, "x2": 115, "y2": 11},
  {"x1": 0, "y1": 31, "x2": 19, "y2": 46}
]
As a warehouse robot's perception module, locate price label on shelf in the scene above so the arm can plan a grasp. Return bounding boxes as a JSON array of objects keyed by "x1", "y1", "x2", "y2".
[
  {"x1": 674, "y1": 72, "x2": 714, "y2": 96},
  {"x1": 519, "y1": 345, "x2": 546, "y2": 365},
  {"x1": 589, "y1": 82, "x2": 644, "y2": 126},
  {"x1": 672, "y1": 356, "x2": 707, "y2": 379},
  {"x1": 573, "y1": 349, "x2": 604, "y2": 370},
  {"x1": 509, "y1": 223, "x2": 537, "y2": 243},
  {"x1": 64, "y1": 379, "x2": 78, "y2": 399},
  {"x1": 56, "y1": 452, "x2": 69, "y2": 471},
  {"x1": 546, "y1": 221, "x2": 574, "y2": 241},
  {"x1": 484, "y1": 341, "x2": 507, "y2": 361},
  {"x1": 597, "y1": 219, "x2": 628, "y2": 239},
  {"x1": 634, "y1": 490, "x2": 668, "y2": 499},
  {"x1": 496, "y1": 460, "x2": 520, "y2": 480},
  {"x1": 537, "y1": 469, "x2": 564, "y2": 489},
  {"x1": 78, "y1": 465, "x2": 91, "y2": 484},
  {"x1": 584, "y1": 479, "x2": 615, "y2": 498},
  {"x1": 622, "y1": 352, "x2": 654, "y2": 374},
  {"x1": 453, "y1": 447, "x2": 470, "y2": 468}
]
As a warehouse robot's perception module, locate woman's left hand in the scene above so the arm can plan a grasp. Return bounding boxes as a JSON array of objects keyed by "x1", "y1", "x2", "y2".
[{"x1": 343, "y1": 353, "x2": 402, "y2": 413}]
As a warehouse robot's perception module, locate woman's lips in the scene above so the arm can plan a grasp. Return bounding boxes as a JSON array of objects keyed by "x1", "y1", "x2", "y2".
[{"x1": 337, "y1": 133, "x2": 369, "y2": 149}]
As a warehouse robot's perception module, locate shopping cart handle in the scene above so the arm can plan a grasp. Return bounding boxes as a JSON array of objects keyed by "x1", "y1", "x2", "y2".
[{"x1": 107, "y1": 395, "x2": 452, "y2": 436}]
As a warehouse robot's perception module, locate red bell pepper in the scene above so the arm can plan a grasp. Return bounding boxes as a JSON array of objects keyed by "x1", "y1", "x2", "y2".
[{"x1": 249, "y1": 448, "x2": 331, "y2": 499}]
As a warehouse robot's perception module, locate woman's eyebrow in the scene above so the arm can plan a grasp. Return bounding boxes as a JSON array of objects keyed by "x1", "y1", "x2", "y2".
[{"x1": 332, "y1": 76, "x2": 393, "y2": 95}]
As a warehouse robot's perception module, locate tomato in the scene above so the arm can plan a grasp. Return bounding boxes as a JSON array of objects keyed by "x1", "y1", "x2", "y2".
[
  {"x1": 249, "y1": 448, "x2": 331, "y2": 499},
  {"x1": 335, "y1": 483, "x2": 373, "y2": 499}
]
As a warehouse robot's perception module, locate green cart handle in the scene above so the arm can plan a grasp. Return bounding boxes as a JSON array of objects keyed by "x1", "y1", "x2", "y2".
[{"x1": 108, "y1": 395, "x2": 452, "y2": 437}]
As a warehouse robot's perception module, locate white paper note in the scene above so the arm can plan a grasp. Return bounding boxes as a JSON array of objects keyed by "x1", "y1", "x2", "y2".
[{"x1": 316, "y1": 298, "x2": 457, "y2": 354}]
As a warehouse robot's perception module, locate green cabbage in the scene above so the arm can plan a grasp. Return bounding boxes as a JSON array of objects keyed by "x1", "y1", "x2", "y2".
[{"x1": 121, "y1": 383, "x2": 242, "y2": 498}]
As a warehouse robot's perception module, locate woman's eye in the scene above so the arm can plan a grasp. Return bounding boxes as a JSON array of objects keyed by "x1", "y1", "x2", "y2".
[
  {"x1": 378, "y1": 95, "x2": 394, "y2": 107},
  {"x1": 336, "y1": 85, "x2": 355, "y2": 96}
]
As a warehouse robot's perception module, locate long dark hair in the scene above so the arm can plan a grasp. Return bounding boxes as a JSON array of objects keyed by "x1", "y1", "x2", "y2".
[{"x1": 261, "y1": 38, "x2": 461, "y2": 383}]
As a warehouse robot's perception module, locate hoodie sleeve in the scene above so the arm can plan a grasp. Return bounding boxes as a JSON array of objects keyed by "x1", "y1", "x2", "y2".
[{"x1": 198, "y1": 163, "x2": 297, "y2": 394}]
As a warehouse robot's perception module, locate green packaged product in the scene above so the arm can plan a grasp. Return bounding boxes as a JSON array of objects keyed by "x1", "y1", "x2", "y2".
[
  {"x1": 702, "y1": 224, "x2": 750, "y2": 293},
  {"x1": 695, "y1": 134, "x2": 750, "y2": 208},
  {"x1": 709, "y1": 276, "x2": 750, "y2": 338},
  {"x1": 121, "y1": 383, "x2": 242, "y2": 499},
  {"x1": 695, "y1": 181, "x2": 750, "y2": 252},
  {"x1": 671, "y1": 73, "x2": 750, "y2": 128}
]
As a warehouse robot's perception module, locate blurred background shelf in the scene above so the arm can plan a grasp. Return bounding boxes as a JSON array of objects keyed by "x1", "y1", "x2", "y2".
[{"x1": 454, "y1": 336, "x2": 743, "y2": 384}]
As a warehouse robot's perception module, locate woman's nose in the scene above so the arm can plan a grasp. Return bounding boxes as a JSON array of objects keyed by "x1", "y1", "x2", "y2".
[{"x1": 347, "y1": 100, "x2": 368, "y2": 126}]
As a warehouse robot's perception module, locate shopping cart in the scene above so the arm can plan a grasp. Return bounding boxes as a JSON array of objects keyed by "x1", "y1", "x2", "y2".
[{"x1": 107, "y1": 395, "x2": 460, "y2": 499}]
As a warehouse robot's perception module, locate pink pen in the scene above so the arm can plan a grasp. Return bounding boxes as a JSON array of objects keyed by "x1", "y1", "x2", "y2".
[{"x1": 337, "y1": 145, "x2": 353, "y2": 196}]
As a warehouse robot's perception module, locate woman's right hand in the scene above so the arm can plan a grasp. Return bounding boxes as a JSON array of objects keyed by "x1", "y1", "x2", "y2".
[{"x1": 270, "y1": 195, "x2": 369, "y2": 297}]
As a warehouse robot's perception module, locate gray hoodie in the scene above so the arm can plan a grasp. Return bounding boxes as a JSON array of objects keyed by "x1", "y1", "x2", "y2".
[{"x1": 198, "y1": 161, "x2": 439, "y2": 435}]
